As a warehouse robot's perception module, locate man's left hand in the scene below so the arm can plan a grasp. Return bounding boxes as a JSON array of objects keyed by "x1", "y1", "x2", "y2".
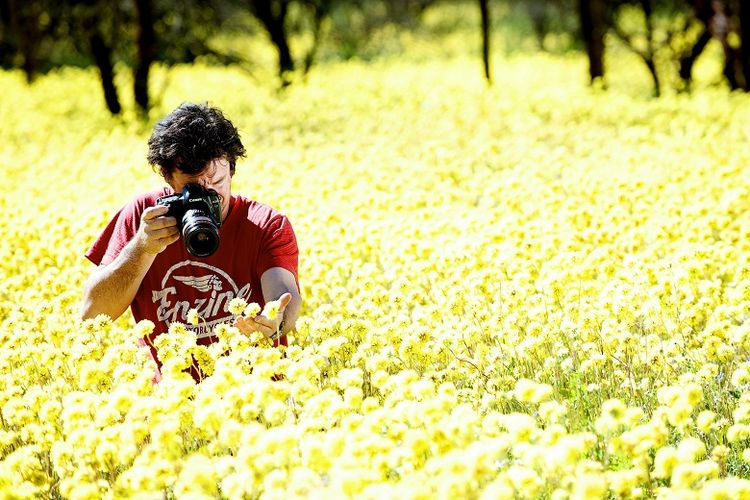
[{"x1": 234, "y1": 292, "x2": 292, "y2": 340}]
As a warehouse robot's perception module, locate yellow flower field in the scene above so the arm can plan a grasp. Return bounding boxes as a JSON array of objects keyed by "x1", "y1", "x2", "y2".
[{"x1": 2, "y1": 43, "x2": 750, "y2": 498}]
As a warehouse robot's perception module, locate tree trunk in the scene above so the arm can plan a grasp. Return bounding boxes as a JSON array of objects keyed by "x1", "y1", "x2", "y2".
[
  {"x1": 679, "y1": 28, "x2": 711, "y2": 87},
  {"x1": 6, "y1": 0, "x2": 36, "y2": 82},
  {"x1": 479, "y1": 0, "x2": 490, "y2": 83},
  {"x1": 303, "y1": 3, "x2": 326, "y2": 75},
  {"x1": 579, "y1": 0, "x2": 605, "y2": 83},
  {"x1": 739, "y1": 0, "x2": 750, "y2": 89},
  {"x1": 0, "y1": 0, "x2": 13, "y2": 67},
  {"x1": 722, "y1": 46, "x2": 742, "y2": 89},
  {"x1": 645, "y1": 57, "x2": 661, "y2": 97},
  {"x1": 250, "y1": 1, "x2": 293, "y2": 80},
  {"x1": 134, "y1": 0, "x2": 155, "y2": 112},
  {"x1": 89, "y1": 31, "x2": 121, "y2": 114},
  {"x1": 704, "y1": 0, "x2": 743, "y2": 90},
  {"x1": 642, "y1": 0, "x2": 660, "y2": 96}
]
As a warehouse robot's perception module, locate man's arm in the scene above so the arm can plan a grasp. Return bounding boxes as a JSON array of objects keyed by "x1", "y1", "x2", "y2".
[
  {"x1": 81, "y1": 241, "x2": 157, "y2": 320},
  {"x1": 81, "y1": 205, "x2": 179, "y2": 320},
  {"x1": 260, "y1": 267, "x2": 302, "y2": 335}
]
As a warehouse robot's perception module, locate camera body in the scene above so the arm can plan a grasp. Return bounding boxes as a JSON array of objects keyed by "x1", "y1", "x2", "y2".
[{"x1": 156, "y1": 183, "x2": 222, "y2": 257}]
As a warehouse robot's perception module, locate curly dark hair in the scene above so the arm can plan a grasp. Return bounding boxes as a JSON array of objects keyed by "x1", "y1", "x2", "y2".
[{"x1": 146, "y1": 102, "x2": 246, "y2": 178}]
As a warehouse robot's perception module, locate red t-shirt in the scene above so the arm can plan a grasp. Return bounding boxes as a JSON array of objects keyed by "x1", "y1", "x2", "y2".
[{"x1": 85, "y1": 188, "x2": 298, "y2": 380}]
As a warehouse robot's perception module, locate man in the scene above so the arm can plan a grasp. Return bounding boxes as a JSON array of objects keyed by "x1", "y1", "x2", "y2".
[{"x1": 81, "y1": 102, "x2": 301, "y2": 382}]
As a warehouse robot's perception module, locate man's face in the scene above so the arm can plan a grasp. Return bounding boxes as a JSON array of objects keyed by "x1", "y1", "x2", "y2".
[{"x1": 167, "y1": 158, "x2": 233, "y2": 222}]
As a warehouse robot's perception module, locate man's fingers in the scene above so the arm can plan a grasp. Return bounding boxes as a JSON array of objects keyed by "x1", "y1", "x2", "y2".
[
  {"x1": 165, "y1": 232, "x2": 180, "y2": 245},
  {"x1": 145, "y1": 216, "x2": 178, "y2": 232},
  {"x1": 236, "y1": 316, "x2": 275, "y2": 338},
  {"x1": 235, "y1": 316, "x2": 259, "y2": 334},
  {"x1": 145, "y1": 225, "x2": 179, "y2": 239},
  {"x1": 143, "y1": 205, "x2": 169, "y2": 221},
  {"x1": 278, "y1": 292, "x2": 292, "y2": 312},
  {"x1": 255, "y1": 323, "x2": 275, "y2": 338},
  {"x1": 252, "y1": 314, "x2": 273, "y2": 330}
]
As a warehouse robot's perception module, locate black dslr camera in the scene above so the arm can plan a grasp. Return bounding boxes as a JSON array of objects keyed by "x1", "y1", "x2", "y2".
[{"x1": 156, "y1": 183, "x2": 222, "y2": 257}]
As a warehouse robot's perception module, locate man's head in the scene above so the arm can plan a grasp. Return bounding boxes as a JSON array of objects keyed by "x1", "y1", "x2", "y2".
[
  {"x1": 147, "y1": 103, "x2": 246, "y2": 222},
  {"x1": 147, "y1": 102, "x2": 246, "y2": 180}
]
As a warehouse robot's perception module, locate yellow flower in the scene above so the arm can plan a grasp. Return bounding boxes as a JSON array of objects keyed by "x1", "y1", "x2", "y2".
[
  {"x1": 671, "y1": 463, "x2": 700, "y2": 489},
  {"x1": 261, "y1": 299, "x2": 281, "y2": 320},
  {"x1": 506, "y1": 466, "x2": 543, "y2": 497},
  {"x1": 653, "y1": 446, "x2": 679, "y2": 479},
  {"x1": 667, "y1": 400, "x2": 694, "y2": 428},
  {"x1": 228, "y1": 297, "x2": 248, "y2": 315},
  {"x1": 732, "y1": 366, "x2": 750, "y2": 387},
  {"x1": 370, "y1": 370, "x2": 390, "y2": 388},
  {"x1": 684, "y1": 383, "x2": 703, "y2": 407},
  {"x1": 243, "y1": 302, "x2": 261, "y2": 317},
  {"x1": 602, "y1": 399, "x2": 627, "y2": 421},
  {"x1": 173, "y1": 453, "x2": 219, "y2": 497},
  {"x1": 733, "y1": 404, "x2": 750, "y2": 424},
  {"x1": 727, "y1": 424, "x2": 750, "y2": 443},
  {"x1": 187, "y1": 308, "x2": 200, "y2": 326},
  {"x1": 677, "y1": 437, "x2": 706, "y2": 463},
  {"x1": 711, "y1": 445, "x2": 729, "y2": 463},
  {"x1": 595, "y1": 399, "x2": 627, "y2": 434},
  {"x1": 134, "y1": 319, "x2": 155, "y2": 337},
  {"x1": 697, "y1": 411, "x2": 716, "y2": 434},
  {"x1": 512, "y1": 378, "x2": 553, "y2": 404},
  {"x1": 512, "y1": 378, "x2": 538, "y2": 403},
  {"x1": 572, "y1": 472, "x2": 608, "y2": 499},
  {"x1": 501, "y1": 413, "x2": 538, "y2": 442},
  {"x1": 539, "y1": 401, "x2": 567, "y2": 424}
]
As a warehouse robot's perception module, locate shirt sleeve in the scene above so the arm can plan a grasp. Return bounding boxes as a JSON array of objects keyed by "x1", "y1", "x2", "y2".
[
  {"x1": 85, "y1": 199, "x2": 144, "y2": 267},
  {"x1": 256, "y1": 214, "x2": 299, "y2": 280}
]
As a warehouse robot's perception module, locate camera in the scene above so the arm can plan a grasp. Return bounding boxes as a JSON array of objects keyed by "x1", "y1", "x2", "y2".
[{"x1": 156, "y1": 183, "x2": 222, "y2": 257}]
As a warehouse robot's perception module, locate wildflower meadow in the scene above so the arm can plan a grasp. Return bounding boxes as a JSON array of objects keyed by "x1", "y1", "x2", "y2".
[{"x1": 2, "y1": 30, "x2": 750, "y2": 499}]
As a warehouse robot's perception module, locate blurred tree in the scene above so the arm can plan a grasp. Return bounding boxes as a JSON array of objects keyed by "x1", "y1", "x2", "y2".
[
  {"x1": 678, "y1": 0, "x2": 713, "y2": 88},
  {"x1": 300, "y1": 0, "x2": 330, "y2": 73},
  {"x1": 248, "y1": 0, "x2": 294, "y2": 82},
  {"x1": 480, "y1": 0, "x2": 490, "y2": 82},
  {"x1": 74, "y1": 1, "x2": 121, "y2": 114},
  {"x1": 0, "y1": 0, "x2": 122, "y2": 110},
  {"x1": 609, "y1": 0, "x2": 667, "y2": 96},
  {"x1": 315, "y1": 0, "x2": 435, "y2": 61},
  {"x1": 134, "y1": 0, "x2": 156, "y2": 111},
  {"x1": 670, "y1": 0, "x2": 748, "y2": 91},
  {"x1": 520, "y1": 0, "x2": 575, "y2": 49},
  {"x1": 0, "y1": 1, "x2": 9, "y2": 67},
  {"x1": 716, "y1": 1, "x2": 744, "y2": 89},
  {"x1": 4, "y1": 0, "x2": 44, "y2": 82},
  {"x1": 740, "y1": 0, "x2": 750, "y2": 87},
  {"x1": 384, "y1": 0, "x2": 434, "y2": 25},
  {"x1": 7, "y1": 0, "x2": 749, "y2": 107},
  {"x1": 579, "y1": 0, "x2": 606, "y2": 83},
  {"x1": 602, "y1": 0, "x2": 750, "y2": 93},
  {"x1": 716, "y1": 0, "x2": 748, "y2": 90}
]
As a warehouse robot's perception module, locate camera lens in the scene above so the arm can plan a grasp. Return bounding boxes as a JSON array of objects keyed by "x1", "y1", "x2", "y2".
[{"x1": 181, "y1": 209, "x2": 220, "y2": 257}]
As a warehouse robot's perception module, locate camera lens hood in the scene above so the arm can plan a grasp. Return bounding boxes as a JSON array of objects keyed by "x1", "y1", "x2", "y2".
[{"x1": 181, "y1": 210, "x2": 220, "y2": 257}]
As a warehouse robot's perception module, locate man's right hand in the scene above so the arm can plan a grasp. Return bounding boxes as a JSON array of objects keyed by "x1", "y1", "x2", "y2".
[{"x1": 136, "y1": 205, "x2": 180, "y2": 254}]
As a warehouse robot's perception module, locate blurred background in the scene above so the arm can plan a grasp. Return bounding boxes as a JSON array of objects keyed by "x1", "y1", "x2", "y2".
[{"x1": 2, "y1": 0, "x2": 749, "y2": 116}]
